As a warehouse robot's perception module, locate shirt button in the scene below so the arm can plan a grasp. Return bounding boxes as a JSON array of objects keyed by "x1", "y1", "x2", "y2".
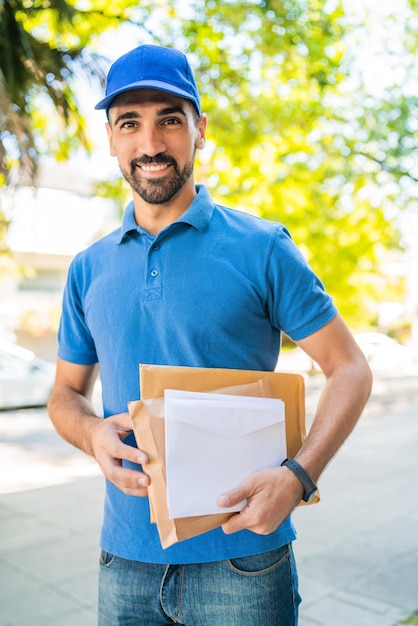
[
  {"x1": 150, "y1": 269, "x2": 159, "y2": 277},
  {"x1": 153, "y1": 243, "x2": 161, "y2": 250}
]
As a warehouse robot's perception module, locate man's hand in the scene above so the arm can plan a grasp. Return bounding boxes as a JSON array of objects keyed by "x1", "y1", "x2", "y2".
[
  {"x1": 90, "y1": 412, "x2": 150, "y2": 496},
  {"x1": 217, "y1": 466, "x2": 303, "y2": 535}
]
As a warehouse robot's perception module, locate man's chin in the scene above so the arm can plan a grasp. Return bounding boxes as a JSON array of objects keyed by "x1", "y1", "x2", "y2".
[{"x1": 135, "y1": 185, "x2": 181, "y2": 205}]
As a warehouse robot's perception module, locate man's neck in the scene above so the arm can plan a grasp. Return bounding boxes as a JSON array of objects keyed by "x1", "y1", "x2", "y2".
[{"x1": 132, "y1": 182, "x2": 197, "y2": 235}]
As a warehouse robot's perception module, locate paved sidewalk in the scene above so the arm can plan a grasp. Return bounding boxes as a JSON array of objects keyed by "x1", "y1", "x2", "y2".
[
  {"x1": 0, "y1": 373, "x2": 417, "y2": 625},
  {"x1": 295, "y1": 374, "x2": 418, "y2": 625}
]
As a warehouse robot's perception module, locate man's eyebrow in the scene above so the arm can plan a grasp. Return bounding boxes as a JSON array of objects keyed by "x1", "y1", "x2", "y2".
[
  {"x1": 156, "y1": 105, "x2": 188, "y2": 118},
  {"x1": 113, "y1": 111, "x2": 140, "y2": 126}
]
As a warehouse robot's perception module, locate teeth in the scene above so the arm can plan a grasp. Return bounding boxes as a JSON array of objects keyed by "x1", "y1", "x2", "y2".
[{"x1": 141, "y1": 163, "x2": 169, "y2": 172}]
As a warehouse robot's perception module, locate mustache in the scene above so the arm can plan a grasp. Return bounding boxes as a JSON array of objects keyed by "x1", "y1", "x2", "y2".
[{"x1": 131, "y1": 154, "x2": 177, "y2": 169}]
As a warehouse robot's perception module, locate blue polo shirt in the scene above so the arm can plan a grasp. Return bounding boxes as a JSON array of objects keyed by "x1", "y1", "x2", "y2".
[{"x1": 58, "y1": 184, "x2": 337, "y2": 564}]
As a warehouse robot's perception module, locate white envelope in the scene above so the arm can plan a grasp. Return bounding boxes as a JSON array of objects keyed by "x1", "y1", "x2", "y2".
[{"x1": 164, "y1": 389, "x2": 286, "y2": 518}]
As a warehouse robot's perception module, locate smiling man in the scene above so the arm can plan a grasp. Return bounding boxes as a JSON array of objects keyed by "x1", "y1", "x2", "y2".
[
  {"x1": 48, "y1": 44, "x2": 372, "y2": 626},
  {"x1": 106, "y1": 88, "x2": 206, "y2": 231}
]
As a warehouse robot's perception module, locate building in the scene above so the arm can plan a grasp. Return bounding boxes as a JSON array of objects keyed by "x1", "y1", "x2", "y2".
[{"x1": 1, "y1": 162, "x2": 116, "y2": 360}]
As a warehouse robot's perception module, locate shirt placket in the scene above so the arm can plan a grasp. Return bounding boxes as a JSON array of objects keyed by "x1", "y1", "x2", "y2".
[{"x1": 144, "y1": 238, "x2": 165, "y2": 301}]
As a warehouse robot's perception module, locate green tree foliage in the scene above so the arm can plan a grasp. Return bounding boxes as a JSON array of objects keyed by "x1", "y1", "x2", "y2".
[
  {"x1": 1, "y1": 0, "x2": 417, "y2": 327},
  {"x1": 177, "y1": 0, "x2": 414, "y2": 325},
  {"x1": 0, "y1": 0, "x2": 154, "y2": 270},
  {"x1": 0, "y1": 0, "x2": 155, "y2": 183}
]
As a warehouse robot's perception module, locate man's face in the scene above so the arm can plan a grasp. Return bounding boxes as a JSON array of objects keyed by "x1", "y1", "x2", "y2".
[{"x1": 106, "y1": 89, "x2": 206, "y2": 205}]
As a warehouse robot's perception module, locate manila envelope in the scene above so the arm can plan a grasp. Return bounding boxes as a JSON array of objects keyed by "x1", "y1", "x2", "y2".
[{"x1": 129, "y1": 364, "x2": 318, "y2": 549}]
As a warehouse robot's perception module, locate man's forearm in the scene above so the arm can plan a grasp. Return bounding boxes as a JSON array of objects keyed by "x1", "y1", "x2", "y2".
[
  {"x1": 295, "y1": 358, "x2": 372, "y2": 482},
  {"x1": 48, "y1": 385, "x2": 102, "y2": 457}
]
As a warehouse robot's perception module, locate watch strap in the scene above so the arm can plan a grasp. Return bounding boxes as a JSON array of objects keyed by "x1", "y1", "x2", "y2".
[{"x1": 281, "y1": 458, "x2": 317, "y2": 502}]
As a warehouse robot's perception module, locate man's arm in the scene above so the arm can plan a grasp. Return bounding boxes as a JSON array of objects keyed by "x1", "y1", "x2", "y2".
[
  {"x1": 47, "y1": 358, "x2": 149, "y2": 496},
  {"x1": 218, "y1": 314, "x2": 373, "y2": 534}
]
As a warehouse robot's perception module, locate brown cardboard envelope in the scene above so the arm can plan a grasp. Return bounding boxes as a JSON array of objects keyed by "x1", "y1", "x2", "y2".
[{"x1": 129, "y1": 364, "x2": 317, "y2": 549}]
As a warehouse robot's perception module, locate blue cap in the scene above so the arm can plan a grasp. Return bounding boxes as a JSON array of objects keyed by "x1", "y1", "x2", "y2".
[{"x1": 95, "y1": 44, "x2": 201, "y2": 115}]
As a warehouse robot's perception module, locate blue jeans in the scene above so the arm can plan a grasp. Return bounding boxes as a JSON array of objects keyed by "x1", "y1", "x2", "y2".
[{"x1": 98, "y1": 544, "x2": 300, "y2": 625}]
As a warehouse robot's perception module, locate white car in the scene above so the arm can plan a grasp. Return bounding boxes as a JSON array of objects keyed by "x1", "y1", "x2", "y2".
[
  {"x1": 0, "y1": 340, "x2": 56, "y2": 410},
  {"x1": 277, "y1": 331, "x2": 417, "y2": 376},
  {"x1": 354, "y1": 332, "x2": 415, "y2": 373}
]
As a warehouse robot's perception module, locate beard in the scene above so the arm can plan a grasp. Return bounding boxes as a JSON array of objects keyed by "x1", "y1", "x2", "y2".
[{"x1": 120, "y1": 153, "x2": 195, "y2": 205}]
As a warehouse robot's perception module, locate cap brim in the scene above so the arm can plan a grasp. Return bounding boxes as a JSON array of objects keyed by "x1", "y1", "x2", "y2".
[{"x1": 95, "y1": 79, "x2": 200, "y2": 113}]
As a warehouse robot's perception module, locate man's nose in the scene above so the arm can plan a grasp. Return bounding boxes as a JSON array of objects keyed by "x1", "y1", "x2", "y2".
[{"x1": 138, "y1": 126, "x2": 166, "y2": 157}]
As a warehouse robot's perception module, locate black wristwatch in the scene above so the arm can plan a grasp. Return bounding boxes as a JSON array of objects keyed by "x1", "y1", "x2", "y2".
[{"x1": 281, "y1": 458, "x2": 318, "y2": 502}]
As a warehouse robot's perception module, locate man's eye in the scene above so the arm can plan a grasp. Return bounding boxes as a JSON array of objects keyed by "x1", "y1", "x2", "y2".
[{"x1": 163, "y1": 118, "x2": 181, "y2": 125}]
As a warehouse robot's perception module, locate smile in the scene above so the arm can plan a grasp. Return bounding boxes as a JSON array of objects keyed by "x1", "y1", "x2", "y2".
[{"x1": 140, "y1": 163, "x2": 171, "y2": 172}]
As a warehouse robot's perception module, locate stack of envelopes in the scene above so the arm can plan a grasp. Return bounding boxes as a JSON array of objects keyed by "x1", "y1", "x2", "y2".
[{"x1": 129, "y1": 364, "x2": 316, "y2": 549}]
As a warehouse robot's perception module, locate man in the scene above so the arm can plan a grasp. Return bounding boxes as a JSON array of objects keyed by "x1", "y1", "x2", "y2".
[{"x1": 48, "y1": 44, "x2": 372, "y2": 625}]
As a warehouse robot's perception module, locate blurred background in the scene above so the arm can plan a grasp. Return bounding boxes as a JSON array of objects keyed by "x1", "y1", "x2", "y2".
[{"x1": 1, "y1": 0, "x2": 418, "y2": 390}]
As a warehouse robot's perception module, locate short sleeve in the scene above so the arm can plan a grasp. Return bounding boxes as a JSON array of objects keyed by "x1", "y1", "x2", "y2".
[
  {"x1": 57, "y1": 256, "x2": 98, "y2": 365},
  {"x1": 266, "y1": 226, "x2": 338, "y2": 341}
]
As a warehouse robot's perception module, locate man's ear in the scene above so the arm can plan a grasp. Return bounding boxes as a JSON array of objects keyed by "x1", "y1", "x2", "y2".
[
  {"x1": 105, "y1": 122, "x2": 117, "y2": 157},
  {"x1": 196, "y1": 114, "x2": 207, "y2": 151}
]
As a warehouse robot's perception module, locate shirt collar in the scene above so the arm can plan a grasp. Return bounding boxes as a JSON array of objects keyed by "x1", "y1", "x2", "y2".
[{"x1": 116, "y1": 184, "x2": 214, "y2": 244}]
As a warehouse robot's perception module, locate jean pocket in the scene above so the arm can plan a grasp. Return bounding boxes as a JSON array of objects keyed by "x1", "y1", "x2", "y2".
[
  {"x1": 228, "y1": 544, "x2": 290, "y2": 576},
  {"x1": 100, "y1": 550, "x2": 117, "y2": 568}
]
